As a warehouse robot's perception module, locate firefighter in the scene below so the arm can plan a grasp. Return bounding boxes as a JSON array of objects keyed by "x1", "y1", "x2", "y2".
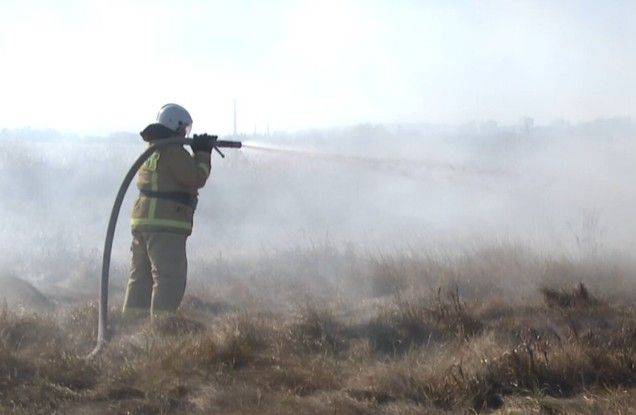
[{"x1": 122, "y1": 103, "x2": 212, "y2": 318}]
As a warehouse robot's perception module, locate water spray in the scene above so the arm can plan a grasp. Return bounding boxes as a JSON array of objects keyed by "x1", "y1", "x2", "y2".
[
  {"x1": 242, "y1": 142, "x2": 510, "y2": 178},
  {"x1": 89, "y1": 136, "x2": 241, "y2": 358}
]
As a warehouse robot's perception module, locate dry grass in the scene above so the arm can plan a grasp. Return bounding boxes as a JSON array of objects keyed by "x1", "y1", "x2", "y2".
[{"x1": 0, "y1": 246, "x2": 635, "y2": 414}]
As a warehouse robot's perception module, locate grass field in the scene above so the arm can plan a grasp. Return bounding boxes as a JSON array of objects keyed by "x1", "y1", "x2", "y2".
[{"x1": 1, "y1": 245, "x2": 634, "y2": 414}]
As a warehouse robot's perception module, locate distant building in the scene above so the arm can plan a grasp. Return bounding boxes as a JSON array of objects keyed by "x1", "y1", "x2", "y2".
[{"x1": 521, "y1": 117, "x2": 534, "y2": 134}]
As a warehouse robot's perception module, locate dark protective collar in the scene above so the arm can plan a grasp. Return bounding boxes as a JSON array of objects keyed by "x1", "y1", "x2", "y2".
[{"x1": 140, "y1": 123, "x2": 176, "y2": 142}]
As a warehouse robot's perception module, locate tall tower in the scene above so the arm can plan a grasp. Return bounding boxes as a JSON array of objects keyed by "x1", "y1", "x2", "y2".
[{"x1": 233, "y1": 99, "x2": 237, "y2": 136}]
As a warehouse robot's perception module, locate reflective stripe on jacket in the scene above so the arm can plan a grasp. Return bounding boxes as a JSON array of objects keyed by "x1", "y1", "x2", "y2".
[{"x1": 131, "y1": 139, "x2": 211, "y2": 235}]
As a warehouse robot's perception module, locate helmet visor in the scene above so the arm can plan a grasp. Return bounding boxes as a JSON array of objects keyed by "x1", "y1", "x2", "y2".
[{"x1": 184, "y1": 124, "x2": 192, "y2": 137}]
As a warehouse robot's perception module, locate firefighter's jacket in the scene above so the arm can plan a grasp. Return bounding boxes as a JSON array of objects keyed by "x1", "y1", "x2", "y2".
[{"x1": 131, "y1": 137, "x2": 211, "y2": 235}]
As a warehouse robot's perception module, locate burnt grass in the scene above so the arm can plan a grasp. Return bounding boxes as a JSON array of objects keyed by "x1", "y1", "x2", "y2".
[{"x1": 1, "y1": 248, "x2": 635, "y2": 414}]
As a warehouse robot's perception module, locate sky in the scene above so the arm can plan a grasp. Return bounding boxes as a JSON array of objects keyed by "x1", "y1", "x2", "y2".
[{"x1": 0, "y1": 0, "x2": 634, "y2": 135}]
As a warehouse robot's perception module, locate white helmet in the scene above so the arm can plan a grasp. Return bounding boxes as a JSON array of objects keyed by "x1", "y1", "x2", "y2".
[{"x1": 156, "y1": 103, "x2": 193, "y2": 136}]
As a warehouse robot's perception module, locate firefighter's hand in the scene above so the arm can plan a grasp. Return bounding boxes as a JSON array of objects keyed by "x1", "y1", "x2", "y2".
[{"x1": 191, "y1": 134, "x2": 216, "y2": 153}]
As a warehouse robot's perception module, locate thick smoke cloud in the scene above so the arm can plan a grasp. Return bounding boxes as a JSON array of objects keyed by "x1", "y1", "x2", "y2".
[{"x1": 1, "y1": 119, "x2": 635, "y2": 291}]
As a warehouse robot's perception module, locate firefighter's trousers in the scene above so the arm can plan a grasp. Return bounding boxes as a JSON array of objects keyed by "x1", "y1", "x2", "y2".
[{"x1": 122, "y1": 232, "x2": 188, "y2": 317}]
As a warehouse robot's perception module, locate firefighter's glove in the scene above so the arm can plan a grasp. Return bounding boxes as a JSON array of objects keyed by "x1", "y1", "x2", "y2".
[{"x1": 191, "y1": 134, "x2": 215, "y2": 153}]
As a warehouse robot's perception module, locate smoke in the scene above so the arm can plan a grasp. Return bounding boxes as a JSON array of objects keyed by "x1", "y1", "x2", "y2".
[{"x1": 0, "y1": 119, "x2": 635, "y2": 289}]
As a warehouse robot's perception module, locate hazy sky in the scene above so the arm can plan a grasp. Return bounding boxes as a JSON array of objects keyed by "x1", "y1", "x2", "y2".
[{"x1": 0, "y1": 0, "x2": 634, "y2": 135}]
